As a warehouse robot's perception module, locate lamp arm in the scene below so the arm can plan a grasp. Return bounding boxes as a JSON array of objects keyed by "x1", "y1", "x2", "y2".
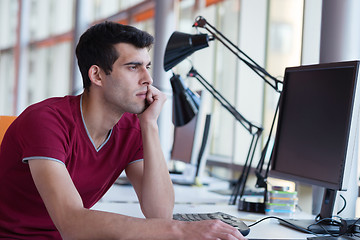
[
  {"x1": 229, "y1": 131, "x2": 262, "y2": 205},
  {"x1": 188, "y1": 67, "x2": 263, "y2": 136},
  {"x1": 185, "y1": 67, "x2": 263, "y2": 206},
  {"x1": 255, "y1": 96, "x2": 281, "y2": 188},
  {"x1": 193, "y1": 16, "x2": 282, "y2": 93}
]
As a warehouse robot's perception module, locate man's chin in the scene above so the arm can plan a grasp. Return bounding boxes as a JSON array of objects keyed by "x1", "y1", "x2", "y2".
[{"x1": 133, "y1": 103, "x2": 148, "y2": 114}]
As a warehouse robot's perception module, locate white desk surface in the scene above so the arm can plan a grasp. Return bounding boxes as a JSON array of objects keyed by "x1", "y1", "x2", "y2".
[{"x1": 92, "y1": 180, "x2": 316, "y2": 239}]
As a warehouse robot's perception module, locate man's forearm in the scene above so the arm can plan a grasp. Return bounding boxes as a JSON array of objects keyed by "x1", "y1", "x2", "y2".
[
  {"x1": 60, "y1": 208, "x2": 182, "y2": 240},
  {"x1": 140, "y1": 122, "x2": 174, "y2": 218}
]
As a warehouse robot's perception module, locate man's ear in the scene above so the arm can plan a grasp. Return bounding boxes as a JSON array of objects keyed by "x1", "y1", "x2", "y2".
[{"x1": 88, "y1": 65, "x2": 103, "y2": 87}]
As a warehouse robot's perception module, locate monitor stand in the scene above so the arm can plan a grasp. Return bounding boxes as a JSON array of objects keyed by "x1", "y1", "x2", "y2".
[
  {"x1": 307, "y1": 235, "x2": 360, "y2": 240},
  {"x1": 280, "y1": 189, "x2": 358, "y2": 234},
  {"x1": 280, "y1": 218, "x2": 359, "y2": 234},
  {"x1": 280, "y1": 219, "x2": 342, "y2": 234}
]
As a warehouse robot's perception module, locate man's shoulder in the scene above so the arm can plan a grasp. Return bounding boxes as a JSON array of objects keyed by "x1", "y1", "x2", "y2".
[
  {"x1": 17, "y1": 95, "x2": 80, "y2": 130},
  {"x1": 21, "y1": 95, "x2": 78, "y2": 118},
  {"x1": 26, "y1": 95, "x2": 79, "y2": 112}
]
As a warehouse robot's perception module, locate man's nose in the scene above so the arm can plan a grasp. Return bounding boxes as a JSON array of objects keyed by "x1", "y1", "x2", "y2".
[{"x1": 141, "y1": 68, "x2": 153, "y2": 85}]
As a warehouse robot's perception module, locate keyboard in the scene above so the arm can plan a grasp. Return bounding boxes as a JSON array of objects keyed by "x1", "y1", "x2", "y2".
[{"x1": 173, "y1": 211, "x2": 250, "y2": 236}]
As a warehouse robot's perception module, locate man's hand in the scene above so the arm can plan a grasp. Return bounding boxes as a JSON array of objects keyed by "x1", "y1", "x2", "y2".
[
  {"x1": 128, "y1": 84, "x2": 174, "y2": 219},
  {"x1": 138, "y1": 85, "x2": 167, "y2": 125},
  {"x1": 177, "y1": 220, "x2": 247, "y2": 240}
]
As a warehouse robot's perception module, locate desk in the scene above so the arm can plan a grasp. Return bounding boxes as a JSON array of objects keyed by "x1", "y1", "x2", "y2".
[{"x1": 92, "y1": 181, "x2": 315, "y2": 239}]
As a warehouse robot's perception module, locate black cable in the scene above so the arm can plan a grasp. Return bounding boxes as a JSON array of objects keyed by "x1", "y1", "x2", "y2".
[
  {"x1": 248, "y1": 215, "x2": 360, "y2": 237},
  {"x1": 307, "y1": 217, "x2": 343, "y2": 237},
  {"x1": 347, "y1": 218, "x2": 360, "y2": 234},
  {"x1": 312, "y1": 216, "x2": 360, "y2": 236},
  {"x1": 247, "y1": 216, "x2": 317, "y2": 235},
  {"x1": 337, "y1": 194, "x2": 346, "y2": 215}
]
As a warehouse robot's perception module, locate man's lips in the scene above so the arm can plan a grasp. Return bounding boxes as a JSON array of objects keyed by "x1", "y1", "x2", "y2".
[{"x1": 136, "y1": 91, "x2": 147, "y2": 99}]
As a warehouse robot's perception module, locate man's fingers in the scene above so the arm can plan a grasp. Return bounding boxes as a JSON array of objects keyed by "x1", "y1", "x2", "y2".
[
  {"x1": 146, "y1": 85, "x2": 166, "y2": 104},
  {"x1": 146, "y1": 86, "x2": 154, "y2": 104}
]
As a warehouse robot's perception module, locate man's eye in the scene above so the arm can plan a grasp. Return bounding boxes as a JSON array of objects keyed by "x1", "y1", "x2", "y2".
[
  {"x1": 146, "y1": 65, "x2": 151, "y2": 70},
  {"x1": 129, "y1": 65, "x2": 138, "y2": 70}
]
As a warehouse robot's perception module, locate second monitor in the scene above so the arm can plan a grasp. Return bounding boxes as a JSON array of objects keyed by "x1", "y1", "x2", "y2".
[{"x1": 270, "y1": 60, "x2": 360, "y2": 233}]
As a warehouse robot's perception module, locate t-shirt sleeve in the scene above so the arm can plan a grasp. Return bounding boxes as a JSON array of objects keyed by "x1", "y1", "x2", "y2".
[
  {"x1": 130, "y1": 144, "x2": 143, "y2": 164},
  {"x1": 126, "y1": 116, "x2": 144, "y2": 164},
  {"x1": 19, "y1": 107, "x2": 70, "y2": 164}
]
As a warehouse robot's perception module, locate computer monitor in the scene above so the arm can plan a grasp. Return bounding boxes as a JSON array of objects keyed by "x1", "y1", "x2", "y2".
[
  {"x1": 269, "y1": 61, "x2": 360, "y2": 233},
  {"x1": 169, "y1": 91, "x2": 212, "y2": 185}
]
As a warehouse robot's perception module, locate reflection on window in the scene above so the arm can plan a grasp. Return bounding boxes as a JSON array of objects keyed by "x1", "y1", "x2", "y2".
[
  {"x1": 263, "y1": 0, "x2": 304, "y2": 154},
  {"x1": 174, "y1": 0, "x2": 305, "y2": 169},
  {"x1": 0, "y1": 0, "x2": 307, "y2": 170},
  {"x1": 28, "y1": 43, "x2": 72, "y2": 105},
  {"x1": 29, "y1": 0, "x2": 74, "y2": 41},
  {"x1": 0, "y1": 0, "x2": 18, "y2": 48}
]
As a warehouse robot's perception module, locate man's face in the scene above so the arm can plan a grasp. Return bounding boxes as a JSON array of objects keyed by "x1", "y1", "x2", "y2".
[{"x1": 100, "y1": 43, "x2": 153, "y2": 115}]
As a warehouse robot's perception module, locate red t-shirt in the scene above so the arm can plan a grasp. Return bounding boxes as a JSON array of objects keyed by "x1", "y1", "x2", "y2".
[{"x1": 0, "y1": 95, "x2": 143, "y2": 239}]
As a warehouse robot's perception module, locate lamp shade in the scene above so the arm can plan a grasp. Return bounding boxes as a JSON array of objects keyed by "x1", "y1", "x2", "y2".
[
  {"x1": 170, "y1": 74, "x2": 200, "y2": 126},
  {"x1": 164, "y1": 31, "x2": 210, "y2": 71}
]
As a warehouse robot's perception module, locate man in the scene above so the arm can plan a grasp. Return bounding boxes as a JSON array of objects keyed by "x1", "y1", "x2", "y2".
[{"x1": 0, "y1": 21, "x2": 245, "y2": 239}]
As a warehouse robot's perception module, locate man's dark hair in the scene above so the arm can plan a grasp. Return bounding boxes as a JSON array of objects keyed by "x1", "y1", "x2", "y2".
[{"x1": 75, "y1": 21, "x2": 154, "y2": 90}]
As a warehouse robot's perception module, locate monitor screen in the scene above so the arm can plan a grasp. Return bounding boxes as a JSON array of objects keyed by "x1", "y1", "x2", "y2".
[{"x1": 270, "y1": 61, "x2": 360, "y2": 191}]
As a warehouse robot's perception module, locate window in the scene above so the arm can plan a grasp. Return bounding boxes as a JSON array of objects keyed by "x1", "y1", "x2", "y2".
[
  {"x1": 172, "y1": 0, "x2": 309, "y2": 179},
  {"x1": 0, "y1": 0, "x2": 315, "y2": 175}
]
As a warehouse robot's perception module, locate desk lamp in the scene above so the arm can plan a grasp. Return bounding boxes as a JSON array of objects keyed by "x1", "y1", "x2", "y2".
[
  {"x1": 164, "y1": 16, "x2": 282, "y2": 213},
  {"x1": 170, "y1": 73, "x2": 200, "y2": 126}
]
